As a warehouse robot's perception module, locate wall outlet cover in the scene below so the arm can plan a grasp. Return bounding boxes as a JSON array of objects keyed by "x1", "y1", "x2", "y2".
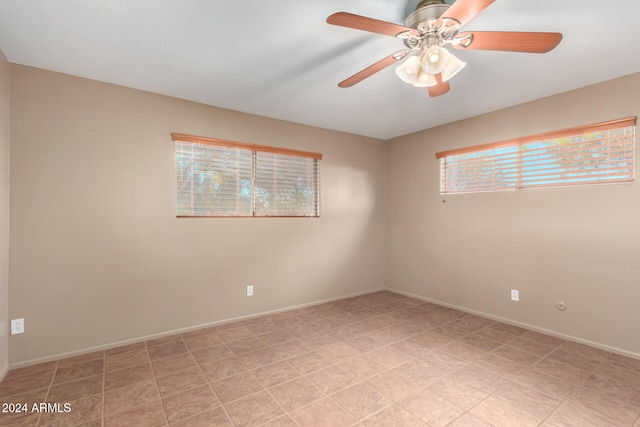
[{"x1": 11, "y1": 318, "x2": 25, "y2": 335}]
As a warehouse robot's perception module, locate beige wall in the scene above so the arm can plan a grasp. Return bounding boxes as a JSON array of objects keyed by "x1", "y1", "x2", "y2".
[
  {"x1": 8, "y1": 61, "x2": 640, "y2": 365},
  {"x1": 387, "y1": 72, "x2": 640, "y2": 357},
  {"x1": 0, "y1": 49, "x2": 9, "y2": 378},
  {"x1": 9, "y1": 65, "x2": 387, "y2": 364}
]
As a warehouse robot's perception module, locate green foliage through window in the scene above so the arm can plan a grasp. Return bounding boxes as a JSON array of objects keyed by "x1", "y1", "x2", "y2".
[
  {"x1": 176, "y1": 142, "x2": 320, "y2": 216},
  {"x1": 439, "y1": 119, "x2": 635, "y2": 194}
]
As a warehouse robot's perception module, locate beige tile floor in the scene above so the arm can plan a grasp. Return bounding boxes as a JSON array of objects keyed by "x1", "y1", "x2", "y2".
[{"x1": 1, "y1": 291, "x2": 640, "y2": 426}]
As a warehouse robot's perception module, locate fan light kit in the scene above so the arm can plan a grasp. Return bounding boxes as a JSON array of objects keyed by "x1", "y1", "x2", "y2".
[
  {"x1": 395, "y1": 46, "x2": 466, "y2": 88},
  {"x1": 326, "y1": 0, "x2": 562, "y2": 97}
]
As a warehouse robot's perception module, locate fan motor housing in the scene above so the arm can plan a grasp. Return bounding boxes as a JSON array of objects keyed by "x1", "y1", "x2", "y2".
[
  {"x1": 402, "y1": 1, "x2": 461, "y2": 49},
  {"x1": 404, "y1": 3, "x2": 449, "y2": 31}
]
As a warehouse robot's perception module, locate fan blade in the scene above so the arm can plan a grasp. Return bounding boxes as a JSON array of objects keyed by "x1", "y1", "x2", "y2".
[
  {"x1": 327, "y1": 12, "x2": 418, "y2": 38},
  {"x1": 428, "y1": 74, "x2": 450, "y2": 97},
  {"x1": 338, "y1": 50, "x2": 412, "y2": 88},
  {"x1": 438, "y1": 0, "x2": 495, "y2": 28},
  {"x1": 452, "y1": 31, "x2": 563, "y2": 53}
]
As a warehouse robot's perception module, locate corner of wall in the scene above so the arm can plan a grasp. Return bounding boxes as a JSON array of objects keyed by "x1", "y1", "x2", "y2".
[{"x1": 0, "y1": 47, "x2": 10, "y2": 381}]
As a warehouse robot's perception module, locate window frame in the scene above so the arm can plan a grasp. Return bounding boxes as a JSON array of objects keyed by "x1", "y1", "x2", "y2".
[
  {"x1": 435, "y1": 117, "x2": 636, "y2": 195},
  {"x1": 173, "y1": 133, "x2": 322, "y2": 218}
]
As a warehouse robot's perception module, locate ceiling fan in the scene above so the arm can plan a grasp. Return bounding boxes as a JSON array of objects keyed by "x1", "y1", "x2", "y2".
[{"x1": 326, "y1": 0, "x2": 562, "y2": 96}]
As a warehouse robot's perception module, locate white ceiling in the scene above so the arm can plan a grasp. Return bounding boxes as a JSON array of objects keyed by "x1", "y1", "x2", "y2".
[{"x1": 1, "y1": 0, "x2": 639, "y2": 140}]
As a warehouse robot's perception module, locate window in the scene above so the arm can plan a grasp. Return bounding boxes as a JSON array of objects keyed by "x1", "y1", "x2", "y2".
[
  {"x1": 436, "y1": 117, "x2": 636, "y2": 194},
  {"x1": 173, "y1": 133, "x2": 321, "y2": 217}
]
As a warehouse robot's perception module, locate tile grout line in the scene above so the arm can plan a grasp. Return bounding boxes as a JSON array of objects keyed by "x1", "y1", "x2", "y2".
[
  {"x1": 286, "y1": 301, "x2": 418, "y2": 422},
  {"x1": 535, "y1": 361, "x2": 594, "y2": 427},
  {"x1": 103, "y1": 346, "x2": 167, "y2": 424},
  {"x1": 234, "y1": 326, "x2": 301, "y2": 426},
  {"x1": 255, "y1": 305, "x2": 502, "y2": 425},
  {"x1": 147, "y1": 340, "x2": 173, "y2": 427},
  {"x1": 218, "y1": 321, "x2": 353, "y2": 425},
  {"x1": 36, "y1": 359, "x2": 59, "y2": 427},
  {"x1": 186, "y1": 331, "x2": 237, "y2": 426}
]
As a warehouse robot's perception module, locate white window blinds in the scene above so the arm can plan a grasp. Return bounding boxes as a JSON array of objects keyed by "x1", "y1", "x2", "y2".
[
  {"x1": 173, "y1": 133, "x2": 321, "y2": 217},
  {"x1": 437, "y1": 117, "x2": 636, "y2": 195},
  {"x1": 176, "y1": 143, "x2": 253, "y2": 216},
  {"x1": 255, "y1": 152, "x2": 320, "y2": 216}
]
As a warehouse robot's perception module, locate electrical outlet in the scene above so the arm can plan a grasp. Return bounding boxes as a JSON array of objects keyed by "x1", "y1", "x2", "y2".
[
  {"x1": 511, "y1": 289, "x2": 520, "y2": 302},
  {"x1": 247, "y1": 285, "x2": 254, "y2": 297},
  {"x1": 11, "y1": 318, "x2": 24, "y2": 335}
]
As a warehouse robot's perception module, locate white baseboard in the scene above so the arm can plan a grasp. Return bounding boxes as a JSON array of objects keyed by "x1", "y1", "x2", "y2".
[
  {"x1": 8, "y1": 287, "x2": 387, "y2": 369},
  {"x1": 387, "y1": 287, "x2": 640, "y2": 361}
]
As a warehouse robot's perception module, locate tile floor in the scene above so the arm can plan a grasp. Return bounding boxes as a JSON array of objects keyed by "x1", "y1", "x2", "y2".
[{"x1": 1, "y1": 291, "x2": 640, "y2": 426}]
